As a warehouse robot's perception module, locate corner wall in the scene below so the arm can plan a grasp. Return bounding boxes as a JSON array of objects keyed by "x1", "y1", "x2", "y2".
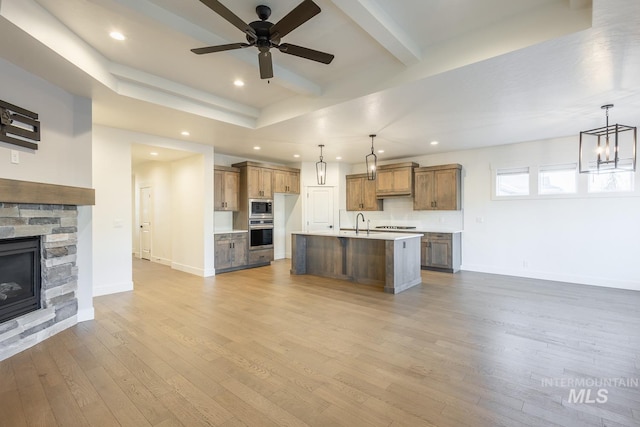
[{"x1": 0, "y1": 57, "x2": 93, "y2": 321}]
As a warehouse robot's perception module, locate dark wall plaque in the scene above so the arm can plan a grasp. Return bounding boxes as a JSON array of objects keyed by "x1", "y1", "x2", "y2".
[{"x1": 0, "y1": 100, "x2": 40, "y2": 150}]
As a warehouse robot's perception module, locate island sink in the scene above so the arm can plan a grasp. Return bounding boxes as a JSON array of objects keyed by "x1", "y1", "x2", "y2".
[{"x1": 290, "y1": 230, "x2": 422, "y2": 294}]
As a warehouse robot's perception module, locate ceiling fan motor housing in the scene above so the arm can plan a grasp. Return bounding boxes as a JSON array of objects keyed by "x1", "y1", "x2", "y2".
[{"x1": 247, "y1": 20, "x2": 279, "y2": 47}]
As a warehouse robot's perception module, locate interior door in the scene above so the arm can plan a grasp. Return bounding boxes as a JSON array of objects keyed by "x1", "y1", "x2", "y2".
[
  {"x1": 140, "y1": 186, "x2": 152, "y2": 260},
  {"x1": 306, "y1": 186, "x2": 334, "y2": 232}
]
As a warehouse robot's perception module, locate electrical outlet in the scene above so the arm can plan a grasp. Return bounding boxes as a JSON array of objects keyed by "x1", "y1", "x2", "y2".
[{"x1": 10, "y1": 150, "x2": 19, "y2": 164}]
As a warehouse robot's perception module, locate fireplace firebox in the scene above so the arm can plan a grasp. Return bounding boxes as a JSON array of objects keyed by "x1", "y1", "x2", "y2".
[{"x1": 0, "y1": 236, "x2": 41, "y2": 324}]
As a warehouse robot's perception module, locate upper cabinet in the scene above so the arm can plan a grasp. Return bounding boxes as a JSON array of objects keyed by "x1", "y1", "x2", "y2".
[
  {"x1": 273, "y1": 168, "x2": 300, "y2": 194},
  {"x1": 231, "y1": 161, "x2": 300, "y2": 200},
  {"x1": 375, "y1": 162, "x2": 419, "y2": 198},
  {"x1": 214, "y1": 166, "x2": 240, "y2": 211},
  {"x1": 346, "y1": 173, "x2": 383, "y2": 211},
  {"x1": 413, "y1": 164, "x2": 462, "y2": 210},
  {"x1": 246, "y1": 165, "x2": 273, "y2": 199}
]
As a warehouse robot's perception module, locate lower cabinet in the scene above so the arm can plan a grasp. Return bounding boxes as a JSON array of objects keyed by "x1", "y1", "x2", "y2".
[
  {"x1": 215, "y1": 233, "x2": 248, "y2": 273},
  {"x1": 421, "y1": 232, "x2": 461, "y2": 273}
]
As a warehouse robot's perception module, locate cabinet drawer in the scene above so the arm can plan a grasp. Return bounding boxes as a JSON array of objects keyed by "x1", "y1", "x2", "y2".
[
  {"x1": 424, "y1": 232, "x2": 452, "y2": 241},
  {"x1": 249, "y1": 248, "x2": 273, "y2": 265}
]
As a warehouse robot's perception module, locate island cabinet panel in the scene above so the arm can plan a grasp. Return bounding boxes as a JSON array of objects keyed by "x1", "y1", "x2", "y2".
[
  {"x1": 302, "y1": 235, "x2": 351, "y2": 280},
  {"x1": 375, "y1": 162, "x2": 418, "y2": 197},
  {"x1": 214, "y1": 166, "x2": 240, "y2": 211},
  {"x1": 414, "y1": 164, "x2": 462, "y2": 210},
  {"x1": 215, "y1": 233, "x2": 247, "y2": 272},
  {"x1": 347, "y1": 239, "x2": 386, "y2": 286},
  {"x1": 273, "y1": 169, "x2": 300, "y2": 194},
  {"x1": 386, "y1": 238, "x2": 422, "y2": 293},
  {"x1": 421, "y1": 232, "x2": 461, "y2": 273},
  {"x1": 346, "y1": 174, "x2": 382, "y2": 211}
]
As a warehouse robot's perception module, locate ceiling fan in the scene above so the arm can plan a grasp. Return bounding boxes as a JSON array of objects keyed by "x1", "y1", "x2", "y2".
[{"x1": 191, "y1": 0, "x2": 335, "y2": 79}]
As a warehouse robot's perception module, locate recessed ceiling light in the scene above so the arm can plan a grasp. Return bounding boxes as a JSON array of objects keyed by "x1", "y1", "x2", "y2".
[
  {"x1": 109, "y1": 31, "x2": 126, "y2": 41},
  {"x1": 377, "y1": 149, "x2": 385, "y2": 153},
  {"x1": 181, "y1": 131, "x2": 190, "y2": 136},
  {"x1": 234, "y1": 79, "x2": 245, "y2": 87},
  {"x1": 293, "y1": 154, "x2": 300, "y2": 158},
  {"x1": 336, "y1": 156, "x2": 342, "y2": 160},
  {"x1": 430, "y1": 140, "x2": 439, "y2": 145},
  {"x1": 150, "y1": 152, "x2": 159, "y2": 156},
  {"x1": 253, "y1": 146, "x2": 261, "y2": 150}
]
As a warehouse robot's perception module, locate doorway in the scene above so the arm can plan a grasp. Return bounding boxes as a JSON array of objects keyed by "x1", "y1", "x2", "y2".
[
  {"x1": 139, "y1": 186, "x2": 152, "y2": 261},
  {"x1": 305, "y1": 186, "x2": 335, "y2": 232}
]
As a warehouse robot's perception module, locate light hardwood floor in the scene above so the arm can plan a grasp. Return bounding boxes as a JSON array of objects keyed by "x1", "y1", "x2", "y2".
[{"x1": 1, "y1": 259, "x2": 640, "y2": 426}]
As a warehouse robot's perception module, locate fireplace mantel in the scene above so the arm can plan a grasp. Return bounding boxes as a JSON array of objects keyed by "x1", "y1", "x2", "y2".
[{"x1": 0, "y1": 178, "x2": 95, "y2": 205}]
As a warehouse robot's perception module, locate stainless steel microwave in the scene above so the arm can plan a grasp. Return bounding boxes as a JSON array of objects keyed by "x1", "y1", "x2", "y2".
[{"x1": 249, "y1": 199, "x2": 273, "y2": 218}]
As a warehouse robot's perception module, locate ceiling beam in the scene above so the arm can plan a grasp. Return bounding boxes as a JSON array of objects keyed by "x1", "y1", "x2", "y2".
[
  {"x1": 330, "y1": 0, "x2": 421, "y2": 66},
  {"x1": 106, "y1": 0, "x2": 323, "y2": 96}
]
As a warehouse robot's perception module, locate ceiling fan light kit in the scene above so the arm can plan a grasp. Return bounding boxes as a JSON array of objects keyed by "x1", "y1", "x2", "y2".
[
  {"x1": 579, "y1": 104, "x2": 637, "y2": 174},
  {"x1": 192, "y1": 0, "x2": 335, "y2": 79}
]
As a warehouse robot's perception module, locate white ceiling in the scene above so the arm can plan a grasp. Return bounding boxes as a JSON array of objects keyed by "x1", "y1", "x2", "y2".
[{"x1": 1, "y1": 0, "x2": 639, "y2": 166}]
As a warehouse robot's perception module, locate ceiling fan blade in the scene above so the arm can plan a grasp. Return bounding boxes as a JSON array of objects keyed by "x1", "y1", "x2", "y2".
[
  {"x1": 199, "y1": 0, "x2": 256, "y2": 39},
  {"x1": 258, "y1": 50, "x2": 274, "y2": 79},
  {"x1": 191, "y1": 43, "x2": 250, "y2": 55},
  {"x1": 278, "y1": 43, "x2": 334, "y2": 64},
  {"x1": 269, "y1": 0, "x2": 321, "y2": 39}
]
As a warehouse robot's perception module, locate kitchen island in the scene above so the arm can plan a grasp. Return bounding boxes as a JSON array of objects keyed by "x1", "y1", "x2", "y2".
[{"x1": 291, "y1": 230, "x2": 422, "y2": 294}]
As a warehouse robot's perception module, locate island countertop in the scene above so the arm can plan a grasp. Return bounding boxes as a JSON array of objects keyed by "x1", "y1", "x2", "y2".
[{"x1": 292, "y1": 230, "x2": 422, "y2": 241}]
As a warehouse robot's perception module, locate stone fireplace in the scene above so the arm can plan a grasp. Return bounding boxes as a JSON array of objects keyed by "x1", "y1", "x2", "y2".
[
  {"x1": 0, "y1": 236, "x2": 41, "y2": 323},
  {"x1": 0, "y1": 178, "x2": 94, "y2": 361}
]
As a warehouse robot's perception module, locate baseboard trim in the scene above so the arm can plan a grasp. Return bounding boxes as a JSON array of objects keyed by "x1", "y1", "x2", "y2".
[
  {"x1": 93, "y1": 281, "x2": 134, "y2": 297},
  {"x1": 77, "y1": 307, "x2": 95, "y2": 322},
  {"x1": 462, "y1": 264, "x2": 640, "y2": 291}
]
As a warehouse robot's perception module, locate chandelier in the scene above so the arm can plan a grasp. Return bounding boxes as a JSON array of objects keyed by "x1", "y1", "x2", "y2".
[{"x1": 579, "y1": 104, "x2": 637, "y2": 173}]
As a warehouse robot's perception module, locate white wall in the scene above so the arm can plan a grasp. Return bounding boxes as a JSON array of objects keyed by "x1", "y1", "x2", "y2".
[
  {"x1": 171, "y1": 154, "x2": 215, "y2": 276},
  {"x1": 351, "y1": 136, "x2": 640, "y2": 291},
  {"x1": 92, "y1": 127, "x2": 133, "y2": 296},
  {"x1": 0, "y1": 58, "x2": 94, "y2": 319}
]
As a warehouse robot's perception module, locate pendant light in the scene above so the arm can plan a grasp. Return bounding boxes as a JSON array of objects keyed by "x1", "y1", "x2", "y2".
[
  {"x1": 316, "y1": 144, "x2": 327, "y2": 185},
  {"x1": 579, "y1": 104, "x2": 637, "y2": 173},
  {"x1": 366, "y1": 134, "x2": 377, "y2": 180}
]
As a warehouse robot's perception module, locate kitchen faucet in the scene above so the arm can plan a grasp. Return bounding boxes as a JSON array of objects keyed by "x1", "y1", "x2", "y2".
[{"x1": 355, "y1": 212, "x2": 365, "y2": 235}]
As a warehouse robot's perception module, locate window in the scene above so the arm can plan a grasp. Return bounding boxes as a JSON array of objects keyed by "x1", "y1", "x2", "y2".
[
  {"x1": 496, "y1": 167, "x2": 529, "y2": 196},
  {"x1": 539, "y1": 163, "x2": 577, "y2": 195},
  {"x1": 588, "y1": 171, "x2": 635, "y2": 193}
]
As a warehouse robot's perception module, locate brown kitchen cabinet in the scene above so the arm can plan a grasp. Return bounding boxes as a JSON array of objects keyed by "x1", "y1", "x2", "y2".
[
  {"x1": 214, "y1": 232, "x2": 248, "y2": 272},
  {"x1": 421, "y1": 232, "x2": 461, "y2": 273},
  {"x1": 214, "y1": 166, "x2": 240, "y2": 211},
  {"x1": 246, "y1": 165, "x2": 273, "y2": 199},
  {"x1": 273, "y1": 169, "x2": 300, "y2": 194},
  {"x1": 346, "y1": 173, "x2": 383, "y2": 211},
  {"x1": 414, "y1": 164, "x2": 462, "y2": 210},
  {"x1": 375, "y1": 162, "x2": 418, "y2": 197}
]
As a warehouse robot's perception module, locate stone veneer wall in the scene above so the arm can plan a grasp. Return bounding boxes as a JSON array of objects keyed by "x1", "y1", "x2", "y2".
[{"x1": 0, "y1": 202, "x2": 79, "y2": 361}]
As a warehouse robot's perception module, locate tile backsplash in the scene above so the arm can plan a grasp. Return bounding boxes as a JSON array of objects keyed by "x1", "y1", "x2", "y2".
[{"x1": 339, "y1": 198, "x2": 463, "y2": 231}]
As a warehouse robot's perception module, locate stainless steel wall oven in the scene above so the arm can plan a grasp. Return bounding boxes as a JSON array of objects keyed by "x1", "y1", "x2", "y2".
[{"x1": 249, "y1": 218, "x2": 273, "y2": 249}]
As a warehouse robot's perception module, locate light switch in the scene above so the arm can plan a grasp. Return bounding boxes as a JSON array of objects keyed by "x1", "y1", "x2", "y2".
[{"x1": 10, "y1": 150, "x2": 19, "y2": 164}]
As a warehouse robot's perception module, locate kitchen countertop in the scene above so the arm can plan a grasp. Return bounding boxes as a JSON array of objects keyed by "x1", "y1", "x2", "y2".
[
  {"x1": 292, "y1": 230, "x2": 421, "y2": 241},
  {"x1": 214, "y1": 229, "x2": 248, "y2": 235},
  {"x1": 340, "y1": 228, "x2": 463, "y2": 234}
]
